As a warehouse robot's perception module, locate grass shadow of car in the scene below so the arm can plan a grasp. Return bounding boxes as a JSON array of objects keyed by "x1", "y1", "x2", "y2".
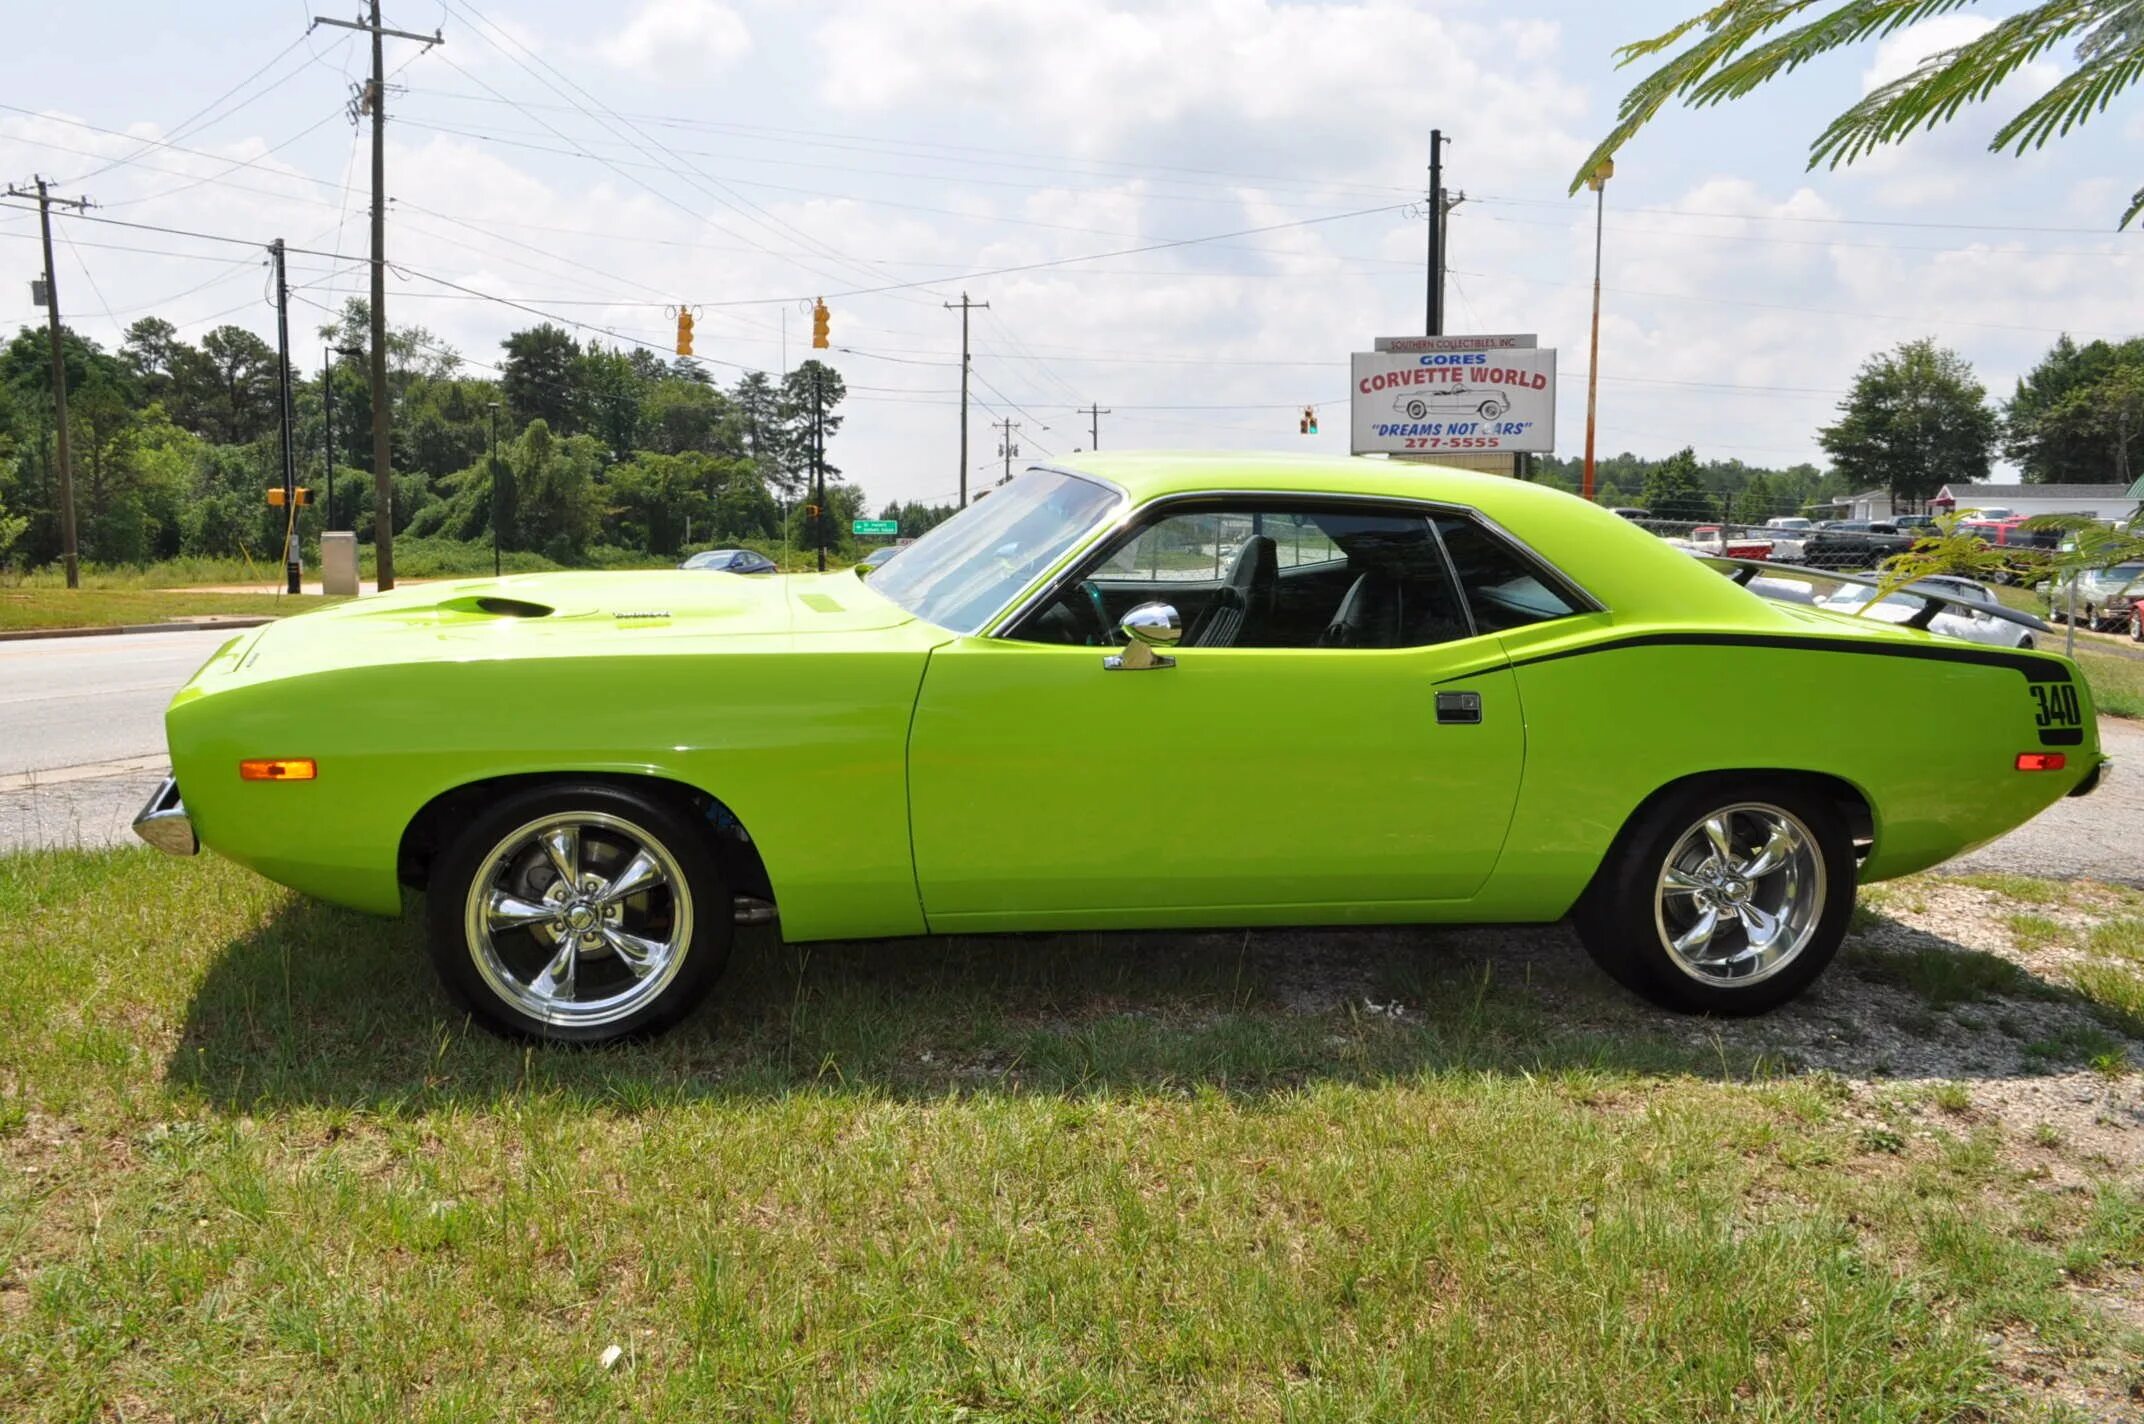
[{"x1": 166, "y1": 895, "x2": 2142, "y2": 1114}]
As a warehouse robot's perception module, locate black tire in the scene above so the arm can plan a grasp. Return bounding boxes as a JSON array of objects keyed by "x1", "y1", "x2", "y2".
[
  {"x1": 1573, "y1": 778, "x2": 1854, "y2": 1015},
  {"x1": 425, "y1": 781, "x2": 732, "y2": 1043}
]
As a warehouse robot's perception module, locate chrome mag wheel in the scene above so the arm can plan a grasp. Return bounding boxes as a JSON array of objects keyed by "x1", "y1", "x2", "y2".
[
  {"x1": 462, "y1": 811, "x2": 694, "y2": 1028},
  {"x1": 1652, "y1": 802, "x2": 1826, "y2": 987}
]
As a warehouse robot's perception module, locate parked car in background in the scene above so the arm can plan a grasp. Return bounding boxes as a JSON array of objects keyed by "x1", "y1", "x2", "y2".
[
  {"x1": 1957, "y1": 518, "x2": 2062, "y2": 583},
  {"x1": 1762, "y1": 516, "x2": 1813, "y2": 561},
  {"x1": 1802, "y1": 520, "x2": 1915, "y2": 570},
  {"x1": 681, "y1": 548, "x2": 779, "y2": 575},
  {"x1": 136, "y1": 454, "x2": 2101, "y2": 1042},
  {"x1": 1815, "y1": 575, "x2": 2038, "y2": 649},
  {"x1": 1608, "y1": 507, "x2": 1651, "y2": 521},
  {"x1": 857, "y1": 546, "x2": 903, "y2": 574},
  {"x1": 1669, "y1": 524, "x2": 1773, "y2": 560},
  {"x1": 1891, "y1": 514, "x2": 1938, "y2": 532},
  {"x1": 2047, "y1": 561, "x2": 2144, "y2": 631}
]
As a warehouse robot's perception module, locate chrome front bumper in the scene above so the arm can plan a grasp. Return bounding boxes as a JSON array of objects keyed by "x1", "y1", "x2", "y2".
[{"x1": 133, "y1": 776, "x2": 198, "y2": 856}]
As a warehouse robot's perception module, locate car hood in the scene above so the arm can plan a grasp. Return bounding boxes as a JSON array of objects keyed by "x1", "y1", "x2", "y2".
[{"x1": 189, "y1": 569, "x2": 924, "y2": 687}]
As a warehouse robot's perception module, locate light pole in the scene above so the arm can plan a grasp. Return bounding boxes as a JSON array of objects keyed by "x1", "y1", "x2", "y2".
[
  {"x1": 1582, "y1": 157, "x2": 1613, "y2": 504},
  {"x1": 487, "y1": 400, "x2": 502, "y2": 578}
]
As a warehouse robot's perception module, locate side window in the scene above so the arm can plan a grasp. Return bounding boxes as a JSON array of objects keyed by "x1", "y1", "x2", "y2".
[
  {"x1": 1015, "y1": 504, "x2": 1475, "y2": 651},
  {"x1": 1433, "y1": 516, "x2": 1583, "y2": 632}
]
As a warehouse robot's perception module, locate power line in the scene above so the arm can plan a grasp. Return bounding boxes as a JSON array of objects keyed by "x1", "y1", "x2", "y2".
[
  {"x1": 54, "y1": 33, "x2": 318, "y2": 184},
  {"x1": 1449, "y1": 264, "x2": 2136, "y2": 338},
  {"x1": 395, "y1": 84, "x2": 1420, "y2": 201},
  {"x1": 1472, "y1": 191, "x2": 2144, "y2": 237}
]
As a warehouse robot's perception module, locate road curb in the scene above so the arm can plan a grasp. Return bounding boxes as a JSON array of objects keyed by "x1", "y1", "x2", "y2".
[{"x1": 0, "y1": 617, "x2": 274, "y2": 644}]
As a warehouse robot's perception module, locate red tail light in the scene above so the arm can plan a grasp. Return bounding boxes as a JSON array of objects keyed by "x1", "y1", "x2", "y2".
[{"x1": 2015, "y1": 753, "x2": 2066, "y2": 772}]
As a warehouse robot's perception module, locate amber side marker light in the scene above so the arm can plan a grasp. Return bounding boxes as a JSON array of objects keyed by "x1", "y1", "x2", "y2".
[
  {"x1": 240, "y1": 758, "x2": 317, "y2": 782},
  {"x1": 2015, "y1": 753, "x2": 2066, "y2": 773}
]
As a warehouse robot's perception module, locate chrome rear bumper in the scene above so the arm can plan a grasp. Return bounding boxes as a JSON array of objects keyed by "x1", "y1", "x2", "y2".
[{"x1": 133, "y1": 776, "x2": 198, "y2": 856}]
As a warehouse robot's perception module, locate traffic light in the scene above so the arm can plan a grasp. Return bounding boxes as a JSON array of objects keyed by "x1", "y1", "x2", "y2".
[
  {"x1": 675, "y1": 308, "x2": 694, "y2": 357},
  {"x1": 265, "y1": 487, "x2": 313, "y2": 507},
  {"x1": 811, "y1": 298, "x2": 830, "y2": 350},
  {"x1": 1300, "y1": 405, "x2": 1318, "y2": 435},
  {"x1": 803, "y1": 504, "x2": 820, "y2": 519}
]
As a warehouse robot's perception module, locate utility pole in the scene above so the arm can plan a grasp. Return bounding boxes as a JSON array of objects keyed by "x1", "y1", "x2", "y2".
[
  {"x1": 271, "y1": 239, "x2": 300, "y2": 594},
  {"x1": 322, "y1": 346, "x2": 335, "y2": 532},
  {"x1": 1425, "y1": 130, "x2": 1443, "y2": 336},
  {"x1": 7, "y1": 177, "x2": 91, "y2": 588},
  {"x1": 942, "y1": 292, "x2": 988, "y2": 508},
  {"x1": 812, "y1": 363, "x2": 827, "y2": 573},
  {"x1": 994, "y1": 418, "x2": 1021, "y2": 486},
  {"x1": 1078, "y1": 402, "x2": 1110, "y2": 451},
  {"x1": 487, "y1": 401, "x2": 501, "y2": 578},
  {"x1": 313, "y1": 6, "x2": 442, "y2": 593}
]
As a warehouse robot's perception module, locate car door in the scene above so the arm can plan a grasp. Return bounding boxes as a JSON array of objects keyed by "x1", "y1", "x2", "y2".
[{"x1": 905, "y1": 500, "x2": 1562, "y2": 931}]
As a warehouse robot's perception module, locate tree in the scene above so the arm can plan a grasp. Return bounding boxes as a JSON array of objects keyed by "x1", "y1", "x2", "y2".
[
  {"x1": 1820, "y1": 340, "x2": 1996, "y2": 505},
  {"x1": 500, "y1": 324, "x2": 583, "y2": 434},
  {"x1": 2032, "y1": 364, "x2": 2144, "y2": 485},
  {"x1": 194, "y1": 325, "x2": 278, "y2": 444},
  {"x1": 2005, "y1": 335, "x2": 2144, "y2": 482},
  {"x1": 1639, "y1": 446, "x2": 1716, "y2": 522},
  {"x1": 118, "y1": 317, "x2": 183, "y2": 403},
  {"x1": 1578, "y1": 1, "x2": 2144, "y2": 226},
  {"x1": 0, "y1": 485, "x2": 25, "y2": 567},
  {"x1": 776, "y1": 360, "x2": 846, "y2": 492}
]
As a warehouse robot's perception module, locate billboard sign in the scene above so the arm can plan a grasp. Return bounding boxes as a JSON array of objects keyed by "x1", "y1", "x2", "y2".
[{"x1": 1350, "y1": 345, "x2": 1557, "y2": 455}]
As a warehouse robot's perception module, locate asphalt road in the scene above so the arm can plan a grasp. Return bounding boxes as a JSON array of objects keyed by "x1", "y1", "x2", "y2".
[
  {"x1": 0, "y1": 629, "x2": 231, "y2": 852},
  {"x1": 0, "y1": 628, "x2": 2134, "y2": 883}
]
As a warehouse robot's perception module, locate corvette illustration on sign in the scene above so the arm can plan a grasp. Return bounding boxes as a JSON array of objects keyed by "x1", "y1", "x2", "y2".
[
  {"x1": 1393, "y1": 387, "x2": 1511, "y2": 421},
  {"x1": 137, "y1": 454, "x2": 2102, "y2": 1042}
]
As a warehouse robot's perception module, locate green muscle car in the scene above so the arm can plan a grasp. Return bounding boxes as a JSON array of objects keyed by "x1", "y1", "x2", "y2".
[{"x1": 136, "y1": 454, "x2": 2104, "y2": 1042}]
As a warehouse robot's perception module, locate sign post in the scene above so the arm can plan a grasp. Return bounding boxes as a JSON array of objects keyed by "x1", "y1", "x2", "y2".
[{"x1": 1350, "y1": 335, "x2": 1556, "y2": 460}]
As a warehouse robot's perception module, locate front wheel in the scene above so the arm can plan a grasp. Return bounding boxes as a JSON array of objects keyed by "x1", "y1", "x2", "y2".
[
  {"x1": 425, "y1": 783, "x2": 732, "y2": 1043},
  {"x1": 1574, "y1": 781, "x2": 1854, "y2": 1015}
]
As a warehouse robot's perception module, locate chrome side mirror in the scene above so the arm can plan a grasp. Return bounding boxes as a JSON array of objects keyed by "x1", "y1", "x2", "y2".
[{"x1": 1105, "y1": 601, "x2": 1181, "y2": 670}]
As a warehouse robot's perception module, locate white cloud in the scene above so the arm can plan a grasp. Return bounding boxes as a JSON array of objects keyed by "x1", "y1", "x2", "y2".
[
  {"x1": 813, "y1": 0, "x2": 1587, "y2": 180},
  {"x1": 601, "y1": 0, "x2": 752, "y2": 78}
]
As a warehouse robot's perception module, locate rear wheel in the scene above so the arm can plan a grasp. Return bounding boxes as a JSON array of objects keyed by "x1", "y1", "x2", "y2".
[
  {"x1": 1575, "y1": 781, "x2": 1854, "y2": 1015},
  {"x1": 425, "y1": 783, "x2": 731, "y2": 1043}
]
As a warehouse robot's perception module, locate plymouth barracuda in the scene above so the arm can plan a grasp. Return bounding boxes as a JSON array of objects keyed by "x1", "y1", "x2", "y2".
[{"x1": 137, "y1": 454, "x2": 2104, "y2": 1042}]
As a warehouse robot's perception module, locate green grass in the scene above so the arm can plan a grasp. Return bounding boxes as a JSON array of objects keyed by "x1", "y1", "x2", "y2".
[
  {"x1": 8, "y1": 535, "x2": 862, "y2": 593},
  {"x1": 0, "y1": 585, "x2": 336, "y2": 631},
  {"x1": 2007, "y1": 913, "x2": 2067, "y2": 953},
  {"x1": 2073, "y1": 643, "x2": 2144, "y2": 718},
  {"x1": 3, "y1": 851, "x2": 2143, "y2": 1419},
  {"x1": 1945, "y1": 872, "x2": 2074, "y2": 907}
]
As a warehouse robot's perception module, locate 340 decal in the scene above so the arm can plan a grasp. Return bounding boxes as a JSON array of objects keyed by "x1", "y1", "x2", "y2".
[{"x1": 2030, "y1": 682, "x2": 2082, "y2": 729}]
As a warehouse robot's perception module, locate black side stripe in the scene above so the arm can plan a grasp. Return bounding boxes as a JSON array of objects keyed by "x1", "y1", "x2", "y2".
[{"x1": 1452, "y1": 632, "x2": 2073, "y2": 685}]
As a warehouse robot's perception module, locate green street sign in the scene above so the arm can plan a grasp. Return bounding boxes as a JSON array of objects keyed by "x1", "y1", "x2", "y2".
[{"x1": 852, "y1": 519, "x2": 899, "y2": 536}]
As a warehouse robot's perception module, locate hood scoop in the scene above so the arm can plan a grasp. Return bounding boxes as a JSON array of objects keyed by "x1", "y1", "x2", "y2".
[{"x1": 430, "y1": 594, "x2": 554, "y2": 619}]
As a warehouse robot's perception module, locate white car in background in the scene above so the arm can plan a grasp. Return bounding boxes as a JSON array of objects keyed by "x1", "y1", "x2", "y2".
[
  {"x1": 1762, "y1": 516, "x2": 1812, "y2": 562},
  {"x1": 1815, "y1": 575, "x2": 2036, "y2": 649}
]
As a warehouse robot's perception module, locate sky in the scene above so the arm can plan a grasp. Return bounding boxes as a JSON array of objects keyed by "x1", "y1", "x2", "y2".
[{"x1": 2, "y1": 0, "x2": 2140, "y2": 507}]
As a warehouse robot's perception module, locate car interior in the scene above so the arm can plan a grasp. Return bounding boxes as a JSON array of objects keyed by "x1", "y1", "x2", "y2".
[{"x1": 1010, "y1": 502, "x2": 1580, "y2": 650}]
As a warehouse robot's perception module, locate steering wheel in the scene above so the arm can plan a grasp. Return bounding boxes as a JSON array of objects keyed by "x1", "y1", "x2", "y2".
[{"x1": 1073, "y1": 580, "x2": 1111, "y2": 645}]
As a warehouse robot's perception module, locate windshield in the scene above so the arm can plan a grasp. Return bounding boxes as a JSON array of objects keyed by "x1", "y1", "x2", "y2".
[{"x1": 867, "y1": 469, "x2": 1122, "y2": 634}]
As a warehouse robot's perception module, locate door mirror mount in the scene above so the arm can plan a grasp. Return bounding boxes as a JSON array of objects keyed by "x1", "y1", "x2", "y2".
[{"x1": 1106, "y1": 601, "x2": 1181, "y2": 670}]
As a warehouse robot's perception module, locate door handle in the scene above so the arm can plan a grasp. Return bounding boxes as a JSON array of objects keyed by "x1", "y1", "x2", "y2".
[{"x1": 1436, "y1": 690, "x2": 1482, "y2": 724}]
